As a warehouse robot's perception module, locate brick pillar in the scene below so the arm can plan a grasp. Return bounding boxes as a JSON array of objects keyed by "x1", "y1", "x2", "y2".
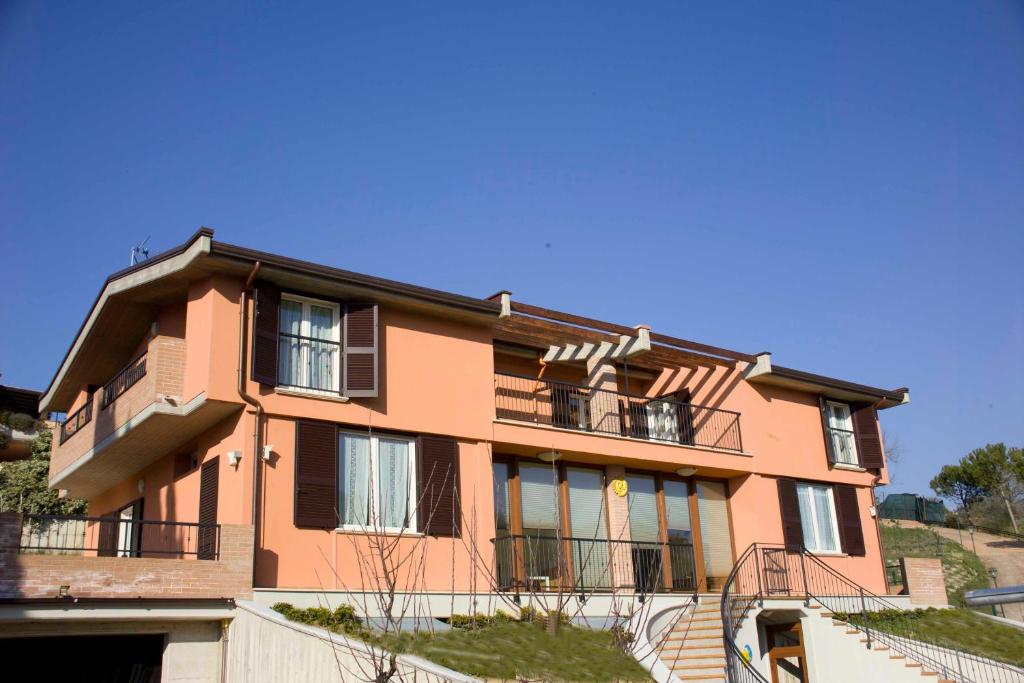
[
  {"x1": 605, "y1": 466, "x2": 634, "y2": 590},
  {"x1": 900, "y1": 557, "x2": 947, "y2": 606},
  {"x1": 586, "y1": 356, "x2": 621, "y2": 434},
  {"x1": 0, "y1": 513, "x2": 22, "y2": 599}
]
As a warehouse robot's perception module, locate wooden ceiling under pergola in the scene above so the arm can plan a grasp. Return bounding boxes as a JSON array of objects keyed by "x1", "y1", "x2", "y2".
[{"x1": 491, "y1": 298, "x2": 755, "y2": 372}]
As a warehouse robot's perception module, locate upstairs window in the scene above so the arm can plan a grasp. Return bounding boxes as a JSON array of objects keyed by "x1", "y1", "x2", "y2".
[
  {"x1": 796, "y1": 482, "x2": 840, "y2": 553},
  {"x1": 278, "y1": 295, "x2": 340, "y2": 393},
  {"x1": 825, "y1": 401, "x2": 858, "y2": 465}
]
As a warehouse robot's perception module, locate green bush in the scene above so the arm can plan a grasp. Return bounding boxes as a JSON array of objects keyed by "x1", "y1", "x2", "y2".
[
  {"x1": 272, "y1": 602, "x2": 366, "y2": 636},
  {"x1": 448, "y1": 609, "x2": 515, "y2": 630}
]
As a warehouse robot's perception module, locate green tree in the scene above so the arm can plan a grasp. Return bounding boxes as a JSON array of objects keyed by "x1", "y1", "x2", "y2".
[
  {"x1": 962, "y1": 443, "x2": 1024, "y2": 533},
  {"x1": 930, "y1": 463, "x2": 986, "y2": 517},
  {"x1": 0, "y1": 431, "x2": 86, "y2": 515}
]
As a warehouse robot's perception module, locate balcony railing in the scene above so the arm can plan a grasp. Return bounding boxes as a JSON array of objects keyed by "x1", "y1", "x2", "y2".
[
  {"x1": 492, "y1": 534, "x2": 697, "y2": 595},
  {"x1": 58, "y1": 400, "x2": 93, "y2": 444},
  {"x1": 18, "y1": 514, "x2": 220, "y2": 560},
  {"x1": 101, "y1": 353, "x2": 148, "y2": 409},
  {"x1": 495, "y1": 372, "x2": 743, "y2": 452}
]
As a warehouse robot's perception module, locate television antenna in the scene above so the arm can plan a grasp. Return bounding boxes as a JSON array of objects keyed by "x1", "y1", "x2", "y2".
[{"x1": 130, "y1": 236, "x2": 151, "y2": 266}]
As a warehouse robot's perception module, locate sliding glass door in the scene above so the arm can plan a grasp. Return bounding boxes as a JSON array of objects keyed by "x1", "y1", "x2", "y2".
[{"x1": 566, "y1": 467, "x2": 609, "y2": 589}]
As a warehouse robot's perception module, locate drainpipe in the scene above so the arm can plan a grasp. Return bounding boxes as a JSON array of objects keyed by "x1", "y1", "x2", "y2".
[
  {"x1": 238, "y1": 262, "x2": 263, "y2": 587},
  {"x1": 870, "y1": 397, "x2": 887, "y2": 590}
]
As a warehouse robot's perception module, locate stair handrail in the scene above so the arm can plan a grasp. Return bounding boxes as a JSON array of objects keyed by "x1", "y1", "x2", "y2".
[
  {"x1": 720, "y1": 543, "x2": 771, "y2": 683},
  {"x1": 799, "y1": 548, "x2": 1024, "y2": 683}
]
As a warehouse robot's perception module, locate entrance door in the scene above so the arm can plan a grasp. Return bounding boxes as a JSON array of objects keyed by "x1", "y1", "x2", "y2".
[
  {"x1": 697, "y1": 480, "x2": 733, "y2": 590},
  {"x1": 767, "y1": 622, "x2": 808, "y2": 683},
  {"x1": 114, "y1": 499, "x2": 143, "y2": 558}
]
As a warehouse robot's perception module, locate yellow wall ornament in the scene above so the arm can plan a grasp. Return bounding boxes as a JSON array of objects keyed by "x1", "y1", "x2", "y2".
[{"x1": 611, "y1": 478, "x2": 628, "y2": 497}]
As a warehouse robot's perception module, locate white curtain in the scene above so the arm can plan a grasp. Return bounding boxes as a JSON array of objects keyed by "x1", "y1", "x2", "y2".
[
  {"x1": 377, "y1": 438, "x2": 409, "y2": 529},
  {"x1": 645, "y1": 400, "x2": 680, "y2": 442},
  {"x1": 813, "y1": 485, "x2": 838, "y2": 552},
  {"x1": 279, "y1": 300, "x2": 303, "y2": 386},
  {"x1": 308, "y1": 304, "x2": 335, "y2": 390},
  {"x1": 338, "y1": 434, "x2": 371, "y2": 527},
  {"x1": 627, "y1": 475, "x2": 660, "y2": 543},
  {"x1": 797, "y1": 483, "x2": 816, "y2": 549}
]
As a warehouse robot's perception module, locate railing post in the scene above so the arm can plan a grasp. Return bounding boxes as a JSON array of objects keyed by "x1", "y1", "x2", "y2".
[
  {"x1": 800, "y1": 548, "x2": 810, "y2": 606},
  {"x1": 754, "y1": 546, "x2": 764, "y2": 606},
  {"x1": 859, "y1": 587, "x2": 871, "y2": 650}
]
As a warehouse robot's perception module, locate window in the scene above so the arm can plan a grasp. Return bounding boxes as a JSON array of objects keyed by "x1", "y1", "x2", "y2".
[
  {"x1": 337, "y1": 431, "x2": 416, "y2": 532},
  {"x1": 796, "y1": 482, "x2": 841, "y2": 553},
  {"x1": 826, "y1": 401, "x2": 858, "y2": 465},
  {"x1": 278, "y1": 295, "x2": 340, "y2": 393}
]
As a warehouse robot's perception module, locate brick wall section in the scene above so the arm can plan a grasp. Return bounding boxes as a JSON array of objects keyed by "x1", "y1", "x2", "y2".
[
  {"x1": 0, "y1": 513, "x2": 253, "y2": 600},
  {"x1": 900, "y1": 556, "x2": 947, "y2": 606},
  {"x1": 50, "y1": 335, "x2": 187, "y2": 480}
]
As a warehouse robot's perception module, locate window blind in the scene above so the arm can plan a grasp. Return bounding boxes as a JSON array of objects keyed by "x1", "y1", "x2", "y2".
[
  {"x1": 567, "y1": 468, "x2": 606, "y2": 539},
  {"x1": 626, "y1": 475, "x2": 660, "y2": 543},
  {"x1": 519, "y1": 463, "x2": 559, "y2": 533},
  {"x1": 697, "y1": 481, "x2": 732, "y2": 578},
  {"x1": 663, "y1": 480, "x2": 692, "y2": 544}
]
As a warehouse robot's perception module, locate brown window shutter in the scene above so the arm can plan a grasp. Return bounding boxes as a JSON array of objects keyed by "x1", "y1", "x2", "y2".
[
  {"x1": 295, "y1": 421, "x2": 339, "y2": 528},
  {"x1": 851, "y1": 403, "x2": 884, "y2": 469},
  {"x1": 834, "y1": 484, "x2": 866, "y2": 556},
  {"x1": 417, "y1": 436, "x2": 461, "y2": 537},
  {"x1": 197, "y1": 457, "x2": 220, "y2": 560},
  {"x1": 818, "y1": 396, "x2": 836, "y2": 465},
  {"x1": 251, "y1": 281, "x2": 281, "y2": 386},
  {"x1": 97, "y1": 515, "x2": 119, "y2": 557},
  {"x1": 777, "y1": 478, "x2": 804, "y2": 552},
  {"x1": 343, "y1": 303, "x2": 378, "y2": 397}
]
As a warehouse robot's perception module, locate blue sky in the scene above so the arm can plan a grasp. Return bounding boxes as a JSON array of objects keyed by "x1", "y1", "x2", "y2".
[{"x1": 1, "y1": 2, "x2": 1022, "y2": 497}]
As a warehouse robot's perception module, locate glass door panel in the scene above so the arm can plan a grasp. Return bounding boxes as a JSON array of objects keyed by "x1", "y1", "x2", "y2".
[
  {"x1": 566, "y1": 467, "x2": 609, "y2": 589},
  {"x1": 697, "y1": 480, "x2": 733, "y2": 590},
  {"x1": 626, "y1": 474, "x2": 662, "y2": 592},
  {"x1": 519, "y1": 463, "x2": 562, "y2": 590},
  {"x1": 663, "y1": 480, "x2": 696, "y2": 590}
]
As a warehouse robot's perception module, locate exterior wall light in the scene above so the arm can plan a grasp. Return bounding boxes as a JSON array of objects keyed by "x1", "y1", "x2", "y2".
[
  {"x1": 537, "y1": 451, "x2": 561, "y2": 462},
  {"x1": 675, "y1": 467, "x2": 697, "y2": 477}
]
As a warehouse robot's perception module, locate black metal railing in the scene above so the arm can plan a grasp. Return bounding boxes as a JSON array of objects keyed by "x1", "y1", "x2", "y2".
[
  {"x1": 17, "y1": 514, "x2": 221, "y2": 560},
  {"x1": 277, "y1": 332, "x2": 340, "y2": 392},
  {"x1": 101, "y1": 353, "x2": 148, "y2": 409},
  {"x1": 494, "y1": 372, "x2": 743, "y2": 452},
  {"x1": 59, "y1": 400, "x2": 93, "y2": 444},
  {"x1": 721, "y1": 543, "x2": 1024, "y2": 683},
  {"x1": 492, "y1": 534, "x2": 697, "y2": 596}
]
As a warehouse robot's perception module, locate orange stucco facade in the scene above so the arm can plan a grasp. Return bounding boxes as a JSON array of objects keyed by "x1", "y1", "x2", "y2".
[{"x1": 43, "y1": 232, "x2": 905, "y2": 600}]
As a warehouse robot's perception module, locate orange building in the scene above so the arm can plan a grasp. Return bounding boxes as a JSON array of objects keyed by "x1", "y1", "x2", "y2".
[{"x1": 1, "y1": 228, "x2": 915, "y2": 681}]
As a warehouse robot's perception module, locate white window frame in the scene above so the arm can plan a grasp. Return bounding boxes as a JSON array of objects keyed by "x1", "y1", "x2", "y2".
[
  {"x1": 337, "y1": 430, "x2": 418, "y2": 535},
  {"x1": 826, "y1": 400, "x2": 858, "y2": 465},
  {"x1": 278, "y1": 294, "x2": 341, "y2": 395},
  {"x1": 797, "y1": 482, "x2": 842, "y2": 554}
]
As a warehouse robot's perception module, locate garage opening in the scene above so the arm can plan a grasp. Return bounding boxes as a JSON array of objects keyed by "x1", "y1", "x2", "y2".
[{"x1": 0, "y1": 633, "x2": 164, "y2": 682}]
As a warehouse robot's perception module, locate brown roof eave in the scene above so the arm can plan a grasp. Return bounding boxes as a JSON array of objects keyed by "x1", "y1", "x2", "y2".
[
  {"x1": 209, "y1": 241, "x2": 502, "y2": 319},
  {"x1": 764, "y1": 363, "x2": 908, "y2": 405}
]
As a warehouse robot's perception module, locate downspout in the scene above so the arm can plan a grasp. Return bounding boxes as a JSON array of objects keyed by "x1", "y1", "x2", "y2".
[
  {"x1": 238, "y1": 262, "x2": 263, "y2": 588},
  {"x1": 869, "y1": 397, "x2": 888, "y2": 590}
]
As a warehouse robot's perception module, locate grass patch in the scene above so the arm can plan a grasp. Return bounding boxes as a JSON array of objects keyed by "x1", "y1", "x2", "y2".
[
  {"x1": 880, "y1": 524, "x2": 990, "y2": 606},
  {"x1": 272, "y1": 603, "x2": 651, "y2": 682},
  {"x1": 836, "y1": 608, "x2": 1024, "y2": 668}
]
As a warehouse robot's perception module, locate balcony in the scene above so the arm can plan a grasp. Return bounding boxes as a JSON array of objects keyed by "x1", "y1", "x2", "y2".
[
  {"x1": 494, "y1": 372, "x2": 743, "y2": 452},
  {"x1": 50, "y1": 335, "x2": 242, "y2": 498},
  {"x1": 0, "y1": 512, "x2": 253, "y2": 601},
  {"x1": 492, "y1": 534, "x2": 697, "y2": 594}
]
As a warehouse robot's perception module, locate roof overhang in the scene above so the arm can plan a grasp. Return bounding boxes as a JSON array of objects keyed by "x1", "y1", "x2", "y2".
[
  {"x1": 743, "y1": 353, "x2": 909, "y2": 409},
  {"x1": 41, "y1": 229, "x2": 502, "y2": 414}
]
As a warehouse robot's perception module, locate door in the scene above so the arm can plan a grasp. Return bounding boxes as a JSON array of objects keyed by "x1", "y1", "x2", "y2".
[
  {"x1": 697, "y1": 480, "x2": 733, "y2": 591},
  {"x1": 566, "y1": 467, "x2": 609, "y2": 589},
  {"x1": 518, "y1": 462, "x2": 562, "y2": 589},
  {"x1": 626, "y1": 474, "x2": 663, "y2": 593},
  {"x1": 114, "y1": 499, "x2": 143, "y2": 558},
  {"x1": 767, "y1": 622, "x2": 808, "y2": 683}
]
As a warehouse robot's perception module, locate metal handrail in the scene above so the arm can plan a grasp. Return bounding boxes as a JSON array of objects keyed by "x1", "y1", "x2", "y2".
[
  {"x1": 101, "y1": 353, "x2": 148, "y2": 409},
  {"x1": 720, "y1": 542, "x2": 1024, "y2": 683},
  {"x1": 494, "y1": 371, "x2": 743, "y2": 452},
  {"x1": 58, "y1": 400, "x2": 93, "y2": 444},
  {"x1": 17, "y1": 514, "x2": 221, "y2": 560}
]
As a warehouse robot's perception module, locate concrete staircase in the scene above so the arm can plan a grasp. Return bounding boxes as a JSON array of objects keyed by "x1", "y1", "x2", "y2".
[{"x1": 657, "y1": 597, "x2": 726, "y2": 682}]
